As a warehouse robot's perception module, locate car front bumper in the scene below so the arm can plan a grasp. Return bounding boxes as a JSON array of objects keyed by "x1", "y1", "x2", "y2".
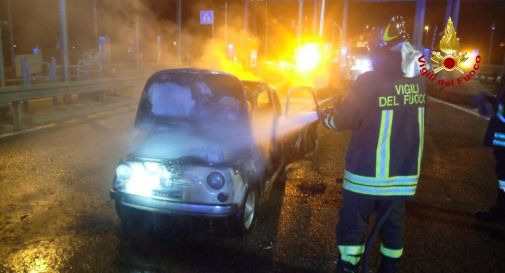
[{"x1": 110, "y1": 190, "x2": 237, "y2": 217}]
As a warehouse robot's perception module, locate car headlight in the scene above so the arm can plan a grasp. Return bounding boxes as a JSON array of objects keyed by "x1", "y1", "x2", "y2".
[
  {"x1": 207, "y1": 172, "x2": 225, "y2": 190},
  {"x1": 144, "y1": 161, "x2": 163, "y2": 175},
  {"x1": 116, "y1": 164, "x2": 132, "y2": 180}
]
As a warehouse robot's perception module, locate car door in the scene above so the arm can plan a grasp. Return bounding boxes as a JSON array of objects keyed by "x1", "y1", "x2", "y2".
[
  {"x1": 250, "y1": 85, "x2": 283, "y2": 182},
  {"x1": 282, "y1": 86, "x2": 319, "y2": 162}
]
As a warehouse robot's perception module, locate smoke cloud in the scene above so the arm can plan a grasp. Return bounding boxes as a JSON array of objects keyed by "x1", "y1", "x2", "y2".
[{"x1": 4, "y1": 0, "x2": 339, "y2": 90}]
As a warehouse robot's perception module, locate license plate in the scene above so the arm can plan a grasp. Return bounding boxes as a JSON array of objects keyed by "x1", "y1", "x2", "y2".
[{"x1": 152, "y1": 190, "x2": 182, "y2": 200}]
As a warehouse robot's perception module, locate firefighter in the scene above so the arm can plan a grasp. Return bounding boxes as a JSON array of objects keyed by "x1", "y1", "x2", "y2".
[
  {"x1": 475, "y1": 71, "x2": 505, "y2": 222},
  {"x1": 319, "y1": 16, "x2": 426, "y2": 273}
]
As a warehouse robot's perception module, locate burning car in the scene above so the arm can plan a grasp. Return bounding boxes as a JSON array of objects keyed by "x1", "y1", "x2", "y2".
[{"x1": 110, "y1": 69, "x2": 318, "y2": 235}]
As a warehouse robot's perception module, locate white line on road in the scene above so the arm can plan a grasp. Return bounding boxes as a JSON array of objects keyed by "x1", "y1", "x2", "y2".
[
  {"x1": 0, "y1": 123, "x2": 58, "y2": 138},
  {"x1": 0, "y1": 105, "x2": 136, "y2": 139},
  {"x1": 428, "y1": 96, "x2": 490, "y2": 121}
]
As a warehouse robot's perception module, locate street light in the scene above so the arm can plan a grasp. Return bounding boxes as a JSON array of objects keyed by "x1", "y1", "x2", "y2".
[
  {"x1": 331, "y1": 20, "x2": 342, "y2": 46},
  {"x1": 424, "y1": 25, "x2": 429, "y2": 47},
  {"x1": 488, "y1": 22, "x2": 496, "y2": 64},
  {"x1": 297, "y1": 0, "x2": 303, "y2": 43}
]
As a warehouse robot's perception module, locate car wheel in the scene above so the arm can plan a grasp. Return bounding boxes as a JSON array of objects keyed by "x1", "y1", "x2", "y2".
[{"x1": 231, "y1": 188, "x2": 258, "y2": 235}]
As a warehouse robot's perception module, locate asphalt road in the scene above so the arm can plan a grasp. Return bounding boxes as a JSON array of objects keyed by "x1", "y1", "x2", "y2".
[{"x1": 0, "y1": 98, "x2": 504, "y2": 273}]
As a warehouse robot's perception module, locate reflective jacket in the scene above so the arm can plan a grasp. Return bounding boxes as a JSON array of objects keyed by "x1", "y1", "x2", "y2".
[
  {"x1": 326, "y1": 49, "x2": 426, "y2": 199},
  {"x1": 484, "y1": 84, "x2": 505, "y2": 149}
]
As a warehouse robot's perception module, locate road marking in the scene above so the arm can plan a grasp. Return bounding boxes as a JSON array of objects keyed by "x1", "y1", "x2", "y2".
[
  {"x1": 428, "y1": 96, "x2": 489, "y2": 121},
  {"x1": 0, "y1": 123, "x2": 58, "y2": 138},
  {"x1": 0, "y1": 105, "x2": 136, "y2": 139}
]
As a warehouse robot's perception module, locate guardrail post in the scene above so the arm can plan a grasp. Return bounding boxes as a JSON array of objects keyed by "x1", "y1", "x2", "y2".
[
  {"x1": 96, "y1": 67, "x2": 106, "y2": 103},
  {"x1": 98, "y1": 63, "x2": 106, "y2": 103},
  {"x1": 20, "y1": 58, "x2": 30, "y2": 110},
  {"x1": 76, "y1": 60, "x2": 81, "y2": 82},
  {"x1": 21, "y1": 58, "x2": 31, "y2": 85},
  {"x1": 50, "y1": 57, "x2": 60, "y2": 105},
  {"x1": 12, "y1": 101, "x2": 22, "y2": 130},
  {"x1": 0, "y1": 26, "x2": 5, "y2": 87},
  {"x1": 50, "y1": 57, "x2": 57, "y2": 82},
  {"x1": 99, "y1": 90, "x2": 106, "y2": 103}
]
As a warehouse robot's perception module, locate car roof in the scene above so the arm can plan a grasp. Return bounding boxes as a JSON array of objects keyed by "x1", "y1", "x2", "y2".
[
  {"x1": 150, "y1": 68, "x2": 236, "y2": 78},
  {"x1": 241, "y1": 80, "x2": 273, "y2": 91},
  {"x1": 144, "y1": 68, "x2": 245, "y2": 99}
]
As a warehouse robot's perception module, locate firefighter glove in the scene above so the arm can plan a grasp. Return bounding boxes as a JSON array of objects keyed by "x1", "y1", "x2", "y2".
[{"x1": 318, "y1": 107, "x2": 338, "y2": 130}]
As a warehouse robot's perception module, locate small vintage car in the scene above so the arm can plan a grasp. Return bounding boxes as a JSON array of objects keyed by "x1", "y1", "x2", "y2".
[{"x1": 110, "y1": 69, "x2": 318, "y2": 235}]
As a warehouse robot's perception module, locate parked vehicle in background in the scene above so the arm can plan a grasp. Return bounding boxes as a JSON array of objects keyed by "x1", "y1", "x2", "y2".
[{"x1": 349, "y1": 46, "x2": 373, "y2": 81}]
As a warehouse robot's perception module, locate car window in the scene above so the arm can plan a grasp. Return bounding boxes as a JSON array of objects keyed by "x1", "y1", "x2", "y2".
[
  {"x1": 256, "y1": 90, "x2": 274, "y2": 116},
  {"x1": 246, "y1": 100, "x2": 253, "y2": 117},
  {"x1": 286, "y1": 87, "x2": 316, "y2": 115},
  {"x1": 136, "y1": 72, "x2": 248, "y2": 129},
  {"x1": 149, "y1": 82, "x2": 195, "y2": 117}
]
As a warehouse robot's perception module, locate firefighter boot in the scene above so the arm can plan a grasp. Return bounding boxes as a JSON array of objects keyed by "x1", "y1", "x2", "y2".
[
  {"x1": 335, "y1": 257, "x2": 360, "y2": 273},
  {"x1": 475, "y1": 189, "x2": 505, "y2": 222},
  {"x1": 376, "y1": 255, "x2": 401, "y2": 273}
]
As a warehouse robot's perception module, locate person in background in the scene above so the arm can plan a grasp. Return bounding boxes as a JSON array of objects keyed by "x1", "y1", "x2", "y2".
[{"x1": 475, "y1": 70, "x2": 505, "y2": 222}]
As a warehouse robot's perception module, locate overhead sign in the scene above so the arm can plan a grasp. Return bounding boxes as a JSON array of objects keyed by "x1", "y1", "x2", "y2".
[{"x1": 200, "y1": 10, "x2": 214, "y2": 25}]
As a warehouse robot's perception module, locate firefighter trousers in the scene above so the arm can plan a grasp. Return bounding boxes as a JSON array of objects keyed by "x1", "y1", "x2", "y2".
[
  {"x1": 336, "y1": 190, "x2": 406, "y2": 265},
  {"x1": 495, "y1": 148, "x2": 505, "y2": 193}
]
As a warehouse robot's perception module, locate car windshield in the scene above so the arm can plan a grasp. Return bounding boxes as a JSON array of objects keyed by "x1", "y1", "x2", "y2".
[{"x1": 135, "y1": 72, "x2": 248, "y2": 131}]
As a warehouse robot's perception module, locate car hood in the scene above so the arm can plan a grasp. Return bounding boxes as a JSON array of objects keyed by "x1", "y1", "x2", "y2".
[{"x1": 133, "y1": 125, "x2": 253, "y2": 164}]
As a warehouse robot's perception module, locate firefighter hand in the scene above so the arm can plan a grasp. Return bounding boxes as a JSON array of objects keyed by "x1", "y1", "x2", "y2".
[
  {"x1": 318, "y1": 107, "x2": 337, "y2": 130},
  {"x1": 317, "y1": 106, "x2": 332, "y2": 120}
]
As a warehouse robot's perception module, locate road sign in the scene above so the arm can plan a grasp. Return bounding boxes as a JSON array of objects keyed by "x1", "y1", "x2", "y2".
[{"x1": 200, "y1": 10, "x2": 214, "y2": 25}]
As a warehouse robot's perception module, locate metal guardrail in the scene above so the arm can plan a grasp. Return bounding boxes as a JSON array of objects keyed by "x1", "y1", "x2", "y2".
[
  {"x1": 0, "y1": 76, "x2": 146, "y2": 103},
  {"x1": 0, "y1": 62, "x2": 183, "y2": 130},
  {"x1": 476, "y1": 64, "x2": 504, "y2": 92},
  {"x1": 21, "y1": 57, "x2": 58, "y2": 84},
  {"x1": 76, "y1": 58, "x2": 103, "y2": 81},
  {"x1": 0, "y1": 75, "x2": 148, "y2": 129}
]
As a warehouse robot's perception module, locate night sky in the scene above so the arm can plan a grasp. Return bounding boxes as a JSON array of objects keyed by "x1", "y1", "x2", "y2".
[{"x1": 0, "y1": 0, "x2": 504, "y2": 65}]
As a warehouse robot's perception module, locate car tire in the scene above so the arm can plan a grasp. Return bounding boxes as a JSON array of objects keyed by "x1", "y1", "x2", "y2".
[{"x1": 230, "y1": 188, "x2": 258, "y2": 236}]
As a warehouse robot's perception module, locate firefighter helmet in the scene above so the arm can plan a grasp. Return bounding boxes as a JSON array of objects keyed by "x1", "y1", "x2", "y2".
[{"x1": 379, "y1": 16, "x2": 410, "y2": 48}]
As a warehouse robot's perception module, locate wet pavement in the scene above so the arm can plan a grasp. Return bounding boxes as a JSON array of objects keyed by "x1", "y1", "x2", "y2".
[{"x1": 0, "y1": 99, "x2": 504, "y2": 273}]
